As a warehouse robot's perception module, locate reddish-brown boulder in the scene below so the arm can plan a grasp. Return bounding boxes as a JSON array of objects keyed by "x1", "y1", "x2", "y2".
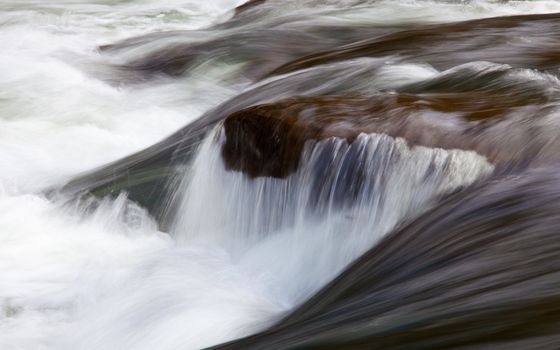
[{"x1": 222, "y1": 93, "x2": 554, "y2": 178}]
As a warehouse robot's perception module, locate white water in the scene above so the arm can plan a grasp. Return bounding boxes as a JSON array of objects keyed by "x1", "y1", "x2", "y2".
[
  {"x1": 0, "y1": 0, "x2": 244, "y2": 192},
  {"x1": 0, "y1": 1, "x2": 557, "y2": 349},
  {"x1": 174, "y1": 130, "x2": 492, "y2": 307}
]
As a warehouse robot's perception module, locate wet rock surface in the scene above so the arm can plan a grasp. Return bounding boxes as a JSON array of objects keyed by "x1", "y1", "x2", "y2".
[{"x1": 221, "y1": 92, "x2": 556, "y2": 178}]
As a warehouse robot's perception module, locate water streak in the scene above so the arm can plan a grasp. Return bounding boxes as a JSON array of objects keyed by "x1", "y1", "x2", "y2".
[{"x1": 173, "y1": 129, "x2": 493, "y2": 306}]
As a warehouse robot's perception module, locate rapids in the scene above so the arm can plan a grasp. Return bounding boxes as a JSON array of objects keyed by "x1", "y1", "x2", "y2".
[{"x1": 3, "y1": 1, "x2": 560, "y2": 350}]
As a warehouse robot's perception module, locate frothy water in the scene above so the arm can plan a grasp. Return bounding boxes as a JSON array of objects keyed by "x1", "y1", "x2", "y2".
[
  {"x1": 174, "y1": 130, "x2": 492, "y2": 306},
  {"x1": 0, "y1": 0, "x2": 243, "y2": 192},
  {"x1": 1, "y1": 1, "x2": 559, "y2": 350}
]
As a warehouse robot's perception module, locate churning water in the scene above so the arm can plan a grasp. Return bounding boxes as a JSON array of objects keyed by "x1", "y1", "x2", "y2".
[{"x1": 2, "y1": 1, "x2": 560, "y2": 350}]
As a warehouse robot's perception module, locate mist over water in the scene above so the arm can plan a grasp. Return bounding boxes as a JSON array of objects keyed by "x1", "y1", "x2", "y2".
[{"x1": 3, "y1": 1, "x2": 560, "y2": 350}]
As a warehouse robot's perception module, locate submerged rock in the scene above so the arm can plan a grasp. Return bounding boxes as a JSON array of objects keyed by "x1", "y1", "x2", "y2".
[
  {"x1": 234, "y1": 0, "x2": 267, "y2": 17},
  {"x1": 99, "y1": 22, "x2": 386, "y2": 83},
  {"x1": 268, "y1": 13, "x2": 560, "y2": 78}
]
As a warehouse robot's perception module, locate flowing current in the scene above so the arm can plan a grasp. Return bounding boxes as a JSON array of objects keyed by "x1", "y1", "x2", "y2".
[{"x1": 2, "y1": 1, "x2": 560, "y2": 350}]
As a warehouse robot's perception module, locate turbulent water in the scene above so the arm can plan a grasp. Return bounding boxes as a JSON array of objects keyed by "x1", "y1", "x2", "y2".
[{"x1": 3, "y1": 1, "x2": 560, "y2": 349}]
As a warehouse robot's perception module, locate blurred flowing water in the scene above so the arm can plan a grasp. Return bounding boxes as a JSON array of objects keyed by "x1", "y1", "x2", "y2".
[{"x1": 2, "y1": 1, "x2": 560, "y2": 350}]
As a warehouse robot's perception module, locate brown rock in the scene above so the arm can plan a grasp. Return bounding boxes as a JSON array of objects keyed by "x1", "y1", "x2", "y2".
[{"x1": 221, "y1": 93, "x2": 555, "y2": 178}]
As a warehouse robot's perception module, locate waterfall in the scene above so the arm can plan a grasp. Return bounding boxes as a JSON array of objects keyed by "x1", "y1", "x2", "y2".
[{"x1": 173, "y1": 127, "x2": 493, "y2": 306}]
